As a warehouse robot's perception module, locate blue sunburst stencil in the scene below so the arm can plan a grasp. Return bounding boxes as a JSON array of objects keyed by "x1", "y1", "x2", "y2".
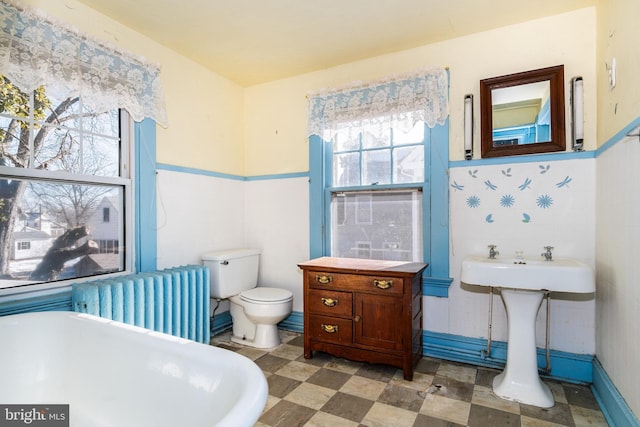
[
  {"x1": 466, "y1": 195, "x2": 480, "y2": 208},
  {"x1": 500, "y1": 194, "x2": 515, "y2": 208},
  {"x1": 537, "y1": 194, "x2": 553, "y2": 208}
]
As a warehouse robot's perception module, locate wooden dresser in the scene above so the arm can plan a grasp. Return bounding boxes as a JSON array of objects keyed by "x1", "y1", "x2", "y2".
[{"x1": 298, "y1": 257, "x2": 427, "y2": 380}]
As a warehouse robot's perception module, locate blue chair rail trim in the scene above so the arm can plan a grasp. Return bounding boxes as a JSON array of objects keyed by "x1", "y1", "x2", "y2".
[
  {"x1": 423, "y1": 330, "x2": 593, "y2": 384},
  {"x1": 449, "y1": 149, "x2": 594, "y2": 169},
  {"x1": 592, "y1": 357, "x2": 640, "y2": 427},
  {"x1": 156, "y1": 163, "x2": 309, "y2": 182}
]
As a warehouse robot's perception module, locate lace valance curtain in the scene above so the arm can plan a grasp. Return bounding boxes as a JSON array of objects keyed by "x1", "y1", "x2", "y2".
[
  {"x1": 307, "y1": 68, "x2": 449, "y2": 140},
  {"x1": 0, "y1": 1, "x2": 168, "y2": 127}
]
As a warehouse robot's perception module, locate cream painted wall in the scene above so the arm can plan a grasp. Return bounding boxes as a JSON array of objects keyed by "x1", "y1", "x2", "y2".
[
  {"x1": 596, "y1": 136, "x2": 640, "y2": 417},
  {"x1": 21, "y1": 0, "x2": 246, "y2": 176},
  {"x1": 596, "y1": 0, "x2": 640, "y2": 144},
  {"x1": 595, "y1": 0, "x2": 640, "y2": 417},
  {"x1": 244, "y1": 7, "x2": 596, "y2": 175},
  {"x1": 243, "y1": 7, "x2": 598, "y2": 358}
]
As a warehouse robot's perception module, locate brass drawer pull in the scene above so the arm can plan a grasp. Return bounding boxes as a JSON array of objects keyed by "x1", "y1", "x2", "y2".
[
  {"x1": 374, "y1": 279, "x2": 393, "y2": 289},
  {"x1": 321, "y1": 324, "x2": 338, "y2": 333},
  {"x1": 321, "y1": 297, "x2": 338, "y2": 307},
  {"x1": 354, "y1": 315, "x2": 361, "y2": 322},
  {"x1": 316, "y1": 274, "x2": 333, "y2": 284}
]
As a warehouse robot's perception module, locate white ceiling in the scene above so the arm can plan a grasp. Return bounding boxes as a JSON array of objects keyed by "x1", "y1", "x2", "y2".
[{"x1": 76, "y1": 0, "x2": 596, "y2": 87}]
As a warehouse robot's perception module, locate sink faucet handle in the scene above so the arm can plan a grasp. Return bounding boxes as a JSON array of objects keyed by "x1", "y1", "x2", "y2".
[
  {"x1": 541, "y1": 246, "x2": 554, "y2": 261},
  {"x1": 488, "y1": 244, "x2": 499, "y2": 259}
]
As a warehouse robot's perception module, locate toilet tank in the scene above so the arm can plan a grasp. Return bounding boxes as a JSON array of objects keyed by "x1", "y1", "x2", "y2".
[{"x1": 202, "y1": 248, "x2": 261, "y2": 299}]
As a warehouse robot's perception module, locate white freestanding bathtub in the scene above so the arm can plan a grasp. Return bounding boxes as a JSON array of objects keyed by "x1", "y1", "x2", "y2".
[{"x1": 0, "y1": 311, "x2": 268, "y2": 427}]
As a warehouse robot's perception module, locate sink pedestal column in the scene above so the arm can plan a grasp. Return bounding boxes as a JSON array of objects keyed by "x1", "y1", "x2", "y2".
[{"x1": 493, "y1": 288, "x2": 554, "y2": 408}]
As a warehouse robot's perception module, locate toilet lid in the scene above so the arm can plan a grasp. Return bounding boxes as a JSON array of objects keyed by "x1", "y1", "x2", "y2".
[{"x1": 240, "y1": 287, "x2": 293, "y2": 303}]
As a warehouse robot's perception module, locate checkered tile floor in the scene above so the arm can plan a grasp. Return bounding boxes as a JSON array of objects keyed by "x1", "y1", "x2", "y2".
[{"x1": 211, "y1": 331, "x2": 608, "y2": 427}]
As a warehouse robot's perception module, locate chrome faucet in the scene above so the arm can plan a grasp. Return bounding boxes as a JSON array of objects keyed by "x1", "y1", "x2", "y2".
[
  {"x1": 488, "y1": 245, "x2": 499, "y2": 259},
  {"x1": 541, "y1": 246, "x2": 554, "y2": 261}
]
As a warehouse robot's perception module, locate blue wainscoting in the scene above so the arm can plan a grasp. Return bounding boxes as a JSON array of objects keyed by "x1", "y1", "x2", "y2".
[
  {"x1": 266, "y1": 313, "x2": 595, "y2": 385},
  {"x1": 279, "y1": 311, "x2": 304, "y2": 333},
  {"x1": 211, "y1": 310, "x2": 233, "y2": 336},
  {"x1": 423, "y1": 330, "x2": 593, "y2": 384},
  {"x1": 0, "y1": 289, "x2": 72, "y2": 316},
  {"x1": 592, "y1": 358, "x2": 640, "y2": 427}
]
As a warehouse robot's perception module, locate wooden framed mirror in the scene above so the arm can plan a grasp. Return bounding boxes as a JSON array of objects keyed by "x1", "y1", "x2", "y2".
[{"x1": 480, "y1": 65, "x2": 565, "y2": 158}]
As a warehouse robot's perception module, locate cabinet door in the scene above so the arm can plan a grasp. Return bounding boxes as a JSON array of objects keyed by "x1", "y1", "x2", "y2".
[{"x1": 354, "y1": 293, "x2": 403, "y2": 350}]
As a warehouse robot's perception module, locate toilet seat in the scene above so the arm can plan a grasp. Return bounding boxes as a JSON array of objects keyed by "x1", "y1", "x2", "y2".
[{"x1": 240, "y1": 287, "x2": 293, "y2": 304}]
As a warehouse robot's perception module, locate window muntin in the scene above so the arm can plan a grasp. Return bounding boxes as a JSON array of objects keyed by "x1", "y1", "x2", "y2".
[
  {"x1": 331, "y1": 118, "x2": 425, "y2": 187},
  {"x1": 0, "y1": 76, "x2": 130, "y2": 289}
]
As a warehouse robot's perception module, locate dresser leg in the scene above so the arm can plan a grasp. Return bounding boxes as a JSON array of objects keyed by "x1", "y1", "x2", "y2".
[{"x1": 403, "y1": 368, "x2": 413, "y2": 381}]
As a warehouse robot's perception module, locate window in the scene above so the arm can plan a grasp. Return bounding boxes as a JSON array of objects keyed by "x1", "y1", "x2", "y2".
[
  {"x1": 0, "y1": 76, "x2": 130, "y2": 288},
  {"x1": 328, "y1": 119, "x2": 425, "y2": 262},
  {"x1": 17, "y1": 242, "x2": 30, "y2": 251},
  {"x1": 331, "y1": 190, "x2": 422, "y2": 261},
  {"x1": 307, "y1": 68, "x2": 451, "y2": 295}
]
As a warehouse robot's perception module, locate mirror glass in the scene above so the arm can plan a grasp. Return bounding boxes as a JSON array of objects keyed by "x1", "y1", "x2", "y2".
[
  {"x1": 480, "y1": 65, "x2": 565, "y2": 158},
  {"x1": 491, "y1": 81, "x2": 550, "y2": 146}
]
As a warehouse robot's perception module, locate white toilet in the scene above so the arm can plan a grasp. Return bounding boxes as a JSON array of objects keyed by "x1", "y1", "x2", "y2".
[{"x1": 202, "y1": 248, "x2": 293, "y2": 349}]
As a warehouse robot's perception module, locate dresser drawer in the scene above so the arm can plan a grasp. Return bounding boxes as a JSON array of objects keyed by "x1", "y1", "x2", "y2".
[
  {"x1": 308, "y1": 271, "x2": 401, "y2": 295},
  {"x1": 308, "y1": 315, "x2": 353, "y2": 344},
  {"x1": 307, "y1": 289, "x2": 352, "y2": 316}
]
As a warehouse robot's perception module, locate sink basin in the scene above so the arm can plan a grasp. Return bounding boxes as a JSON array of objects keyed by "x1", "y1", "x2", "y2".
[{"x1": 461, "y1": 255, "x2": 595, "y2": 293}]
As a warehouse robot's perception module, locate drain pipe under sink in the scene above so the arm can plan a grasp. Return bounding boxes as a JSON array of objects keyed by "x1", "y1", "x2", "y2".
[{"x1": 541, "y1": 291, "x2": 552, "y2": 374}]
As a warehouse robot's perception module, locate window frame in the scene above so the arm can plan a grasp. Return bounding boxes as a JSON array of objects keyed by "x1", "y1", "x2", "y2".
[
  {"x1": 0, "y1": 110, "x2": 136, "y2": 294},
  {"x1": 325, "y1": 122, "x2": 429, "y2": 263},
  {"x1": 309, "y1": 119, "x2": 452, "y2": 297}
]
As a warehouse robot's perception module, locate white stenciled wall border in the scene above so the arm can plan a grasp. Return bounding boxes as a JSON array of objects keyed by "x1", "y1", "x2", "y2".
[
  {"x1": 446, "y1": 157, "x2": 596, "y2": 353},
  {"x1": 450, "y1": 158, "x2": 595, "y2": 262},
  {"x1": 453, "y1": 162, "x2": 576, "y2": 225}
]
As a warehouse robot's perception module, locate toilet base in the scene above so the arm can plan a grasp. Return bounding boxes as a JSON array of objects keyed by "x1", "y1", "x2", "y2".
[{"x1": 231, "y1": 324, "x2": 281, "y2": 349}]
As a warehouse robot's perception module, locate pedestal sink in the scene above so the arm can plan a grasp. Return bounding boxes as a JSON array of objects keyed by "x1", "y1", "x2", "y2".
[{"x1": 461, "y1": 255, "x2": 595, "y2": 408}]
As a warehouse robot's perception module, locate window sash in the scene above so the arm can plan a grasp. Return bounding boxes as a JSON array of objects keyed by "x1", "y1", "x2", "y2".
[
  {"x1": 329, "y1": 188, "x2": 423, "y2": 262},
  {"x1": 0, "y1": 111, "x2": 134, "y2": 291}
]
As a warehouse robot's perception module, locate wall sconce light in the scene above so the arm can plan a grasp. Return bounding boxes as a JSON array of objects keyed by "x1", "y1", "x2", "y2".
[
  {"x1": 464, "y1": 94, "x2": 473, "y2": 160},
  {"x1": 571, "y1": 76, "x2": 584, "y2": 151}
]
